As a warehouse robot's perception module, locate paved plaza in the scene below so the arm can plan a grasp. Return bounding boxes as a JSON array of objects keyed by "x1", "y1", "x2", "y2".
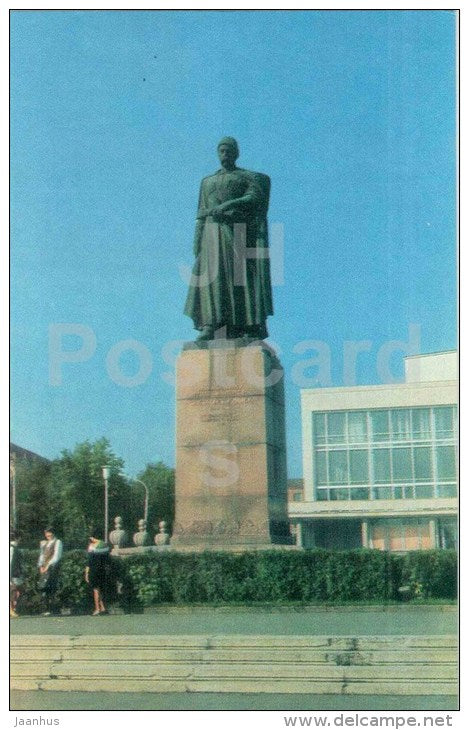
[{"x1": 10, "y1": 604, "x2": 457, "y2": 638}]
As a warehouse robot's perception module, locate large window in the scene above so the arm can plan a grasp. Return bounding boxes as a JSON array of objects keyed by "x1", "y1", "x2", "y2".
[
  {"x1": 312, "y1": 413, "x2": 326, "y2": 445},
  {"x1": 373, "y1": 449, "x2": 391, "y2": 483},
  {"x1": 412, "y1": 409, "x2": 431, "y2": 440},
  {"x1": 369, "y1": 519, "x2": 432, "y2": 551},
  {"x1": 328, "y1": 450, "x2": 348, "y2": 484},
  {"x1": 370, "y1": 411, "x2": 389, "y2": 442},
  {"x1": 315, "y1": 450, "x2": 327, "y2": 485},
  {"x1": 392, "y1": 448, "x2": 412, "y2": 482},
  {"x1": 311, "y1": 406, "x2": 457, "y2": 501},
  {"x1": 350, "y1": 450, "x2": 368, "y2": 483},
  {"x1": 436, "y1": 446, "x2": 456, "y2": 481},
  {"x1": 434, "y1": 407, "x2": 455, "y2": 440},
  {"x1": 348, "y1": 412, "x2": 368, "y2": 443},
  {"x1": 391, "y1": 410, "x2": 411, "y2": 441},
  {"x1": 414, "y1": 447, "x2": 432, "y2": 481},
  {"x1": 328, "y1": 413, "x2": 346, "y2": 444}
]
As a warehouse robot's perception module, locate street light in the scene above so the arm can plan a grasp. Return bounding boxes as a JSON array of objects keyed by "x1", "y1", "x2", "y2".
[
  {"x1": 133, "y1": 478, "x2": 149, "y2": 524},
  {"x1": 121, "y1": 473, "x2": 149, "y2": 524},
  {"x1": 102, "y1": 465, "x2": 111, "y2": 542}
]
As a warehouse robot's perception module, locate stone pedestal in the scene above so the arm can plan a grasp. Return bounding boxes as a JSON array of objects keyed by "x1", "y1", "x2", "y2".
[{"x1": 172, "y1": 339, "x2": 291, "y2": 547}]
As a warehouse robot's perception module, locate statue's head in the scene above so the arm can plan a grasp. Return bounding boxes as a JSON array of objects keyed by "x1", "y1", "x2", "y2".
[{"x1": 217, "y1": 136, "x2": 239, "y2": 168}]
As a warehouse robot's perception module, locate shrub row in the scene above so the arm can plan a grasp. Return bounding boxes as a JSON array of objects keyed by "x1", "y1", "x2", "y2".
[{"x1": 16, "y1": 548, "x2": 457, "y2": 614}]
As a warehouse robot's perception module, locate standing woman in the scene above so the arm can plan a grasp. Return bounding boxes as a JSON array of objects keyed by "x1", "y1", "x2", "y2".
[
  {"x1": 10, "y1": 532, "x2": 23, "y2": 617},
  {"x1": 85, "y1": 529, "x2": 110, "y2": 615},
  {"x1": 38, "y1": 526, "x2": 63, "y2": 616}
]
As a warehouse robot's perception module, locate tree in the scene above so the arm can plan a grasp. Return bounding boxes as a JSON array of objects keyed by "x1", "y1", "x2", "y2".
[
  {"x1": 14, "y1": 459, "x2": 52, "y2": 547},
  {"x1": 47, "y1": 438, "x2": 130, "y2": 548},
  {"x1": 135, "y1": 462, "x2": 175, "y2": 534},
  {"x1": 13, "y1": 437, "x2": 176, "y2": 547}
]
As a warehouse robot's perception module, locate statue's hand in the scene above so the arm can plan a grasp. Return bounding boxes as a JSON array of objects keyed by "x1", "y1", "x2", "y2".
[
  {"x1": 211, "y1": 203, "x2": 232, "y2": 221},
  {"x1": 212, "y1": 208, "x2": 225, "y2": 222},
  {"x1": 197, "y1": 203, "x2": 231, "y2": 221}
]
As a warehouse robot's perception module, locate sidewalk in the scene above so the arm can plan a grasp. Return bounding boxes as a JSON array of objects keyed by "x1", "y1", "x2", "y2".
[
  {"x1": 10, "y1": 604, "x2": 457, "y2": 637},
  {"x1": 10, "y1": 690, "x2": 459, "y2": 711}
]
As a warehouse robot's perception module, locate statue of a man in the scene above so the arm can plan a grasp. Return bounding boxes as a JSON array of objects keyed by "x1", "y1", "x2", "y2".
[{"x1": 184, "y1": 137, "x2": 273, "y2": 341}]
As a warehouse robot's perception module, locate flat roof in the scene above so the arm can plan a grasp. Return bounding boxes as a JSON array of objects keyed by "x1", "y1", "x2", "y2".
[{"x1": 405, "y1": 350, "x2": 457, "y2": 360}]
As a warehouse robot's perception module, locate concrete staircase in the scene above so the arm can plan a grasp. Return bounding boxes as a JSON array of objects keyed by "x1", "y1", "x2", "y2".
[{"x1": 10, "y1": 634, "x2": 457, "y2": 695}]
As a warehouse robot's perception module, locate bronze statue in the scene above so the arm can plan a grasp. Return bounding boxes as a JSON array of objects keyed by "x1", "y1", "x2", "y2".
[{"x1": 184, "y1": 137, "x2": 273, "y2": 341}]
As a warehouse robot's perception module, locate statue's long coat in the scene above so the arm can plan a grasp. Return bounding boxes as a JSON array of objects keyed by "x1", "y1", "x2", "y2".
[{"x1": 184, "y1": 167, "x2": 273, "y2": 333}]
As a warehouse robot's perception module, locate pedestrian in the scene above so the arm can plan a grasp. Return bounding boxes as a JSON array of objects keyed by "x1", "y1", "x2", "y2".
[
  {"x1": 38, "y1": 526, "x2": 63, "y2": 616},
  {"x1": 10, "y1": 532, "x2": 23, "y2": 618},
  {"x1": 84, "y1": 528, "x2": 110, "y2": 616}
]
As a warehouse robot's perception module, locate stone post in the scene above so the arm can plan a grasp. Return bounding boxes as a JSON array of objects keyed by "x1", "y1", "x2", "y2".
[
  {"x1": 133, "y1": 518, "x2": 151, "y2": 547},
  {"x1": 154, "y1": 520, "x2": 170, "y2": 546},
  {"x1": 109, "y1": 516, "x2": 127, "y2": 550}
]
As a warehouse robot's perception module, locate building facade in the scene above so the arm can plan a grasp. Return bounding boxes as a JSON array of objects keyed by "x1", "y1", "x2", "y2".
[{"x1": 289, "y1": 352, "x2": 457, "y2": 551}]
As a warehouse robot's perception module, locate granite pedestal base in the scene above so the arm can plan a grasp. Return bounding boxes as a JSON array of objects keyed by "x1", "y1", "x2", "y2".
[{"x1": 172, "y1": 340, "x2": 291, "y2": 548}]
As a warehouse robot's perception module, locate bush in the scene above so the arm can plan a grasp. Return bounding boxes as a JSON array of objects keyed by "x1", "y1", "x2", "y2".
[
  {"x1": 399, "y1": 549, "x2": 458, "y2": 599},
  {"x1": 14, "y1": 548, "x2": 457, "y2": 614}
]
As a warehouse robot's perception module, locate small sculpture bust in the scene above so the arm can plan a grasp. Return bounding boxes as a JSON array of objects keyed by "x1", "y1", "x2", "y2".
[
  {"x1": 133, "y1": 518, "x2": 151, "y2": 547},
  {"x1": 109, "y1": 516, "x2": 127, "y2": 549},
  {"x1": 154, "y1": 520, "x2": 170, "y2": 546}
]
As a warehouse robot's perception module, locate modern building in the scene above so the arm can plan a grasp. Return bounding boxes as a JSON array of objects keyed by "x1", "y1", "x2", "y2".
[{"x1": 288, "y1": 351, "x2": 457, "y2": 551}]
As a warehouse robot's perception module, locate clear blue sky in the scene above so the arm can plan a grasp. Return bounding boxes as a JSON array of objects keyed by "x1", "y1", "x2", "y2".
[{"x1": 10, "y1": 10, "x2": 456, "y2": 477}]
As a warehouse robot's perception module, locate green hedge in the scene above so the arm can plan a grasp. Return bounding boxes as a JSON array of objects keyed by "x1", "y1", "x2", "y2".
[{"x1": 15, "y1": 548, "x2": 457, "y2": 614}]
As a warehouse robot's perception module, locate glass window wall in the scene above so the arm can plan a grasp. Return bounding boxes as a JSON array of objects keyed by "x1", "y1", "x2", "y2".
[{"x1": 312, "y1": 405, "x2": 457, "y2": 502}]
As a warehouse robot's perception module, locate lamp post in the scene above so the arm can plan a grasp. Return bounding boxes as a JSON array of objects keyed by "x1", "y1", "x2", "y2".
[
  {"x1": 132, "y1": 478, "x2": 149, "y2": 524},
  {"x1": 102, "y1": 465, "x2": 111, "y2": 542},
  {"x1": 121, "y1": 473, "x2": 149, "y2": 524}
]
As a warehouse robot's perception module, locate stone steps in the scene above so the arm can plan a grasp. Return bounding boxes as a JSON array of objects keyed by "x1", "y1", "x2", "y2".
[
  {"x1": 10, "y1": 648, "x2": 457, "y2": 664},
  {"x1": 10, "y1": 634, "x2": 458, "y2": 695}
]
